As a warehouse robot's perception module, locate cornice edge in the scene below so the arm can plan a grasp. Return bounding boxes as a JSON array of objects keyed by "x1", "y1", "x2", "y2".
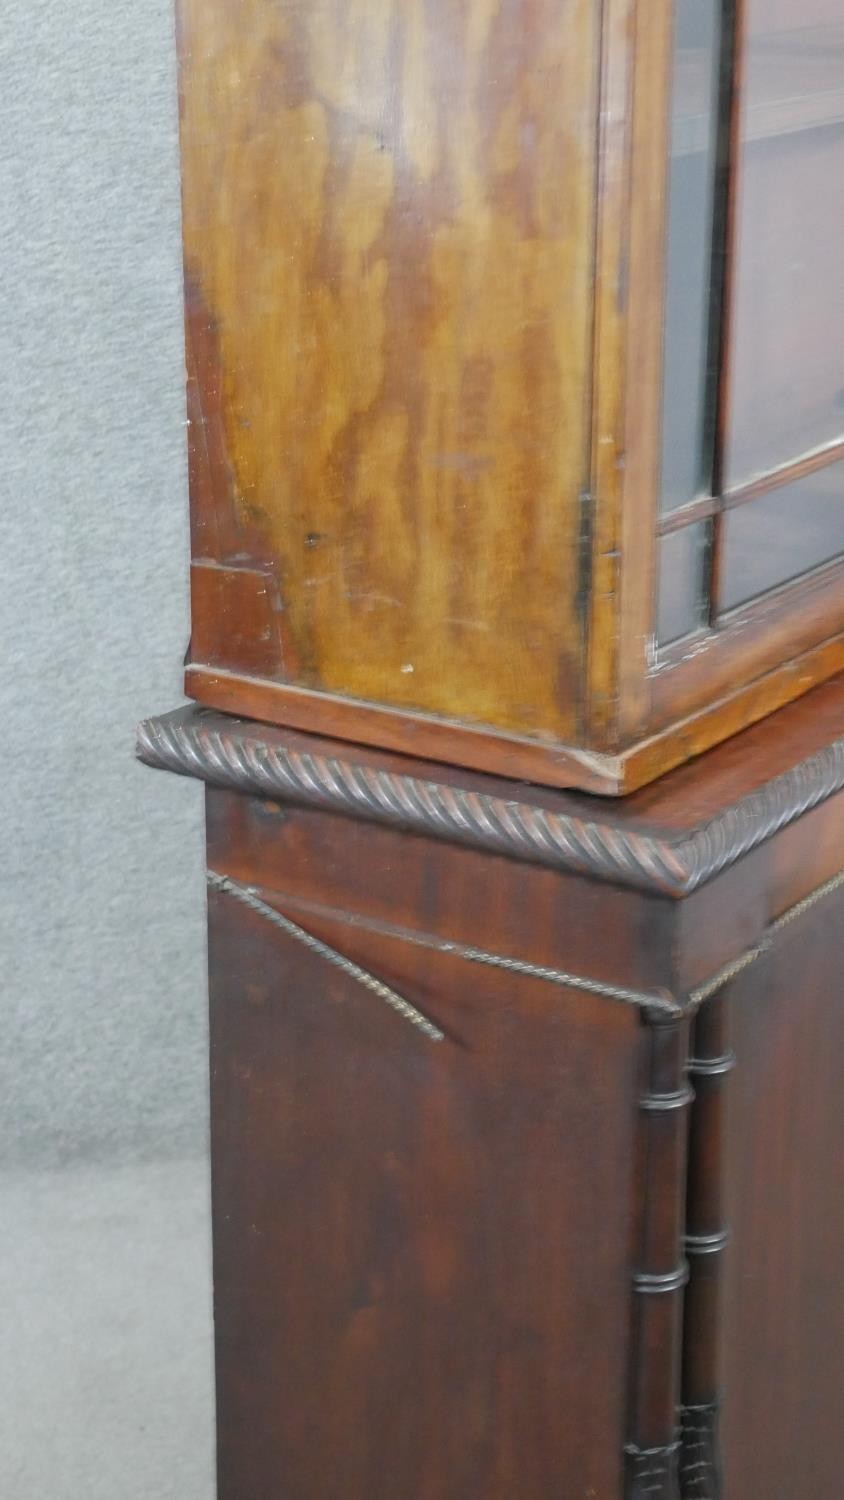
[{"x1": 136, "y1": 708, "x2": 844, "y2": 898}]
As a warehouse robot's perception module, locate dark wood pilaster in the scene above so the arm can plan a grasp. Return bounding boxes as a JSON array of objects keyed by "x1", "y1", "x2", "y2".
[
  {"x1": 680, "y1": 988, "x2": 734, "y2": 1499},
  {"x1": 626, "y1": 1012, "x2": 694, "y2": 1499}
]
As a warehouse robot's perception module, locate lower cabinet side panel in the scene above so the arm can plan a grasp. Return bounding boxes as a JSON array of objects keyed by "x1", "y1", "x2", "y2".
[
  {"x1": 722, "y1": 887, "x2": 844, "y2": 1500},
  {"x1": 207, "y1": 860, "x2": 645, "y2": 1500}
]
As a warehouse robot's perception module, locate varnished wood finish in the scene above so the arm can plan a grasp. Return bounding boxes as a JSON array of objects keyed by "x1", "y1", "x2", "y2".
[
  {"x1": 138, "y1": 671, "x2": 844, "y2": 898},
  {"x1": 176, "y1": 0, "x2": 844, "y2": 791},
  {"x1": 178, "y1": 0, "x2": 598, "y2": 747},
  {"x1": 183, "y1": 662, "x2": 632, "y2": 795},
  {"x1": 586, "y1": 0, "x2": 669, "y2": 745},
  {"x1": 605, "y1": 0, "x2": 674, "y2": 747},
  {"x1": 657, "y1": 496, "x2": 720, "y2": 539},
  {"x1": 652, "y1": 565, "x2": 844, "y2": 731},
  {"x1": 720, "y1": 887, "x2": 844, "y2": 1500},
  {"x1": 155, "y1": 9, "x2": 844, "y2": 1483},
  {"x1": 721, "y1": 434, "x2": 844, "y2": 511},
  {"x1": 186, "y1": 618, "x2": 844, "y2": 796},
  {"x1": 205, "y1": 792, "x2": 679, "y2": 998},
  {"x1": 681, "y1": 988, "x2": 734, "y2": 1498},
  {"x1": 206, "y1": 800, "x2": 644, "y2": 1500},
  {"x1": 626, "y1": 1013, "x2": 692, "y2": 1497},
  {"x1": 139, "y1": 675, "x2": 844, "y2": 1498}
]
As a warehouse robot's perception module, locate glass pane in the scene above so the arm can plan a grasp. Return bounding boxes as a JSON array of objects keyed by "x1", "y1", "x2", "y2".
[
  {"x1": 720, "y1": 461, "x2": 844, "y2": 610},
  {"x1": 658, "y1": 524, "x2": 709, "y2": 645},
  {"x1": 724, "y1": 4, "x2": 844, "y2": 488},
  {"x1": 660, "y1": 0, "x2": 723, "y2": 512}
]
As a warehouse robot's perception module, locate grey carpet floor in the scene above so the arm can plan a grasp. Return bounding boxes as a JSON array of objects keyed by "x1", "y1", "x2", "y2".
[{"x1": 0, "y1": 1158, "x2": 215, "y2": 1499}]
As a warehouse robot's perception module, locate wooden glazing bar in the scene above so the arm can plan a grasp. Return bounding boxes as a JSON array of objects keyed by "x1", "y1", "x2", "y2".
[
  {"x1": 657, "y1": 497, "x2": 720, "y2": 539},
  {"x1": 721, "y1": 436, "x2": 844, "y2": 512},
  {"x1": 702, "y1": 0, "x2": 742, "y2": 629}
]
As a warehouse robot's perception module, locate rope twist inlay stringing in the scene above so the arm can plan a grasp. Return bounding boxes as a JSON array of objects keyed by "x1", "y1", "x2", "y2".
[
  {"x1": 208, "y1": 865, "x2": 844, "y2": 1044},
  {"x1": 207, "y1": 872, "x2": 445, "y2": 1043}
]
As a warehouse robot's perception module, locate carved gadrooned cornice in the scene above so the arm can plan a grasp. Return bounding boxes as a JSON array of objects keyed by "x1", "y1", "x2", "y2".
[{"x1": 136, "y1": 707, "x2": 844, "y2": 898}]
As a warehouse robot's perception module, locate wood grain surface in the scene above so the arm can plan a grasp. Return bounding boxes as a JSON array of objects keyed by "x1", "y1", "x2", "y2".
[
  {"x1": 720, "y1": 887, "x2": 844, "y2": 1499},
  {"x1": 178, "y1": 0, "x2": 599, "y2": 742},
  {"x1": 206, "y1": 803, "x2": 644, "y2": 1499}
]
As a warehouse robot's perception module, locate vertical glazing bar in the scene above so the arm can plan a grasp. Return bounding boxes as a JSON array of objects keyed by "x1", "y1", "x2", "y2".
[{"x1": 709, "y1": 0, "x2": 744, "y2": 619}]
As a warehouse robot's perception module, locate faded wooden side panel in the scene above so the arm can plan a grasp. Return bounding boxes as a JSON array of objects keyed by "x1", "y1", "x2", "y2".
[{"x1": 177, "y1": 0, "x2": 600, "y2": 742}]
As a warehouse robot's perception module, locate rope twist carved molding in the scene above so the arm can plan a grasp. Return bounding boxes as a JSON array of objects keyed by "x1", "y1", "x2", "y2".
[{"x1": 136, "y1": 709, "x2": 844, "y2": 898}]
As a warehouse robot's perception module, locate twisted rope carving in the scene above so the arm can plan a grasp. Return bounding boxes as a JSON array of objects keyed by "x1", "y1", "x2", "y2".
[{"x1": 136, "y1": 709, "x2": 844, "y2": 898}]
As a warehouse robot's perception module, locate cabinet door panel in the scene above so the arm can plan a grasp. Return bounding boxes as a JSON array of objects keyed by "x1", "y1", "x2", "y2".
[
  {"x1": 660, "y1": 0, "x2": 723, "y2": 514},
  {"x1": 720, "y1": 464, "x2": 844, "y2": 611},
  {"x1": 658, "y1": 524, "x2": 709, "y2": 644},
  {"x1": 724, "y1": 6, "x2": 844, "y2": 488}
]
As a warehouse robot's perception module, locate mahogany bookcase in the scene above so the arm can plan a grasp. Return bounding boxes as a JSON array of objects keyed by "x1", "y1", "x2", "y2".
[{"x1": 141, "y1": 2, "x2": 844, "y2": 1495}]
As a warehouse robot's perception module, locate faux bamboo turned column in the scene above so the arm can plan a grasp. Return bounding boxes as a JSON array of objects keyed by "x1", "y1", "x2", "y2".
[
  {"x1": 626, "y1": 1013, "x2": 693, "y2": 1500},
  {"x1": 680, "y1": 988, "x2": 734, "y2": 1499}
]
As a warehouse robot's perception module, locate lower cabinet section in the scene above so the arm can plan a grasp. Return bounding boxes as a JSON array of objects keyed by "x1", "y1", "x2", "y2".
[{"x1": 136, "y1": 697, "x2": 844, "y2": 1500}]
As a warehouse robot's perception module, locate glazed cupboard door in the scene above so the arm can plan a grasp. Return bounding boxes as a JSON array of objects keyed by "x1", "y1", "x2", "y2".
[
  {"x1": 650, "y1": 0, "x2": 844, "y2": 711},
  {"x1": 719, "y1": 0, "x2": 844, "y2": 609}
]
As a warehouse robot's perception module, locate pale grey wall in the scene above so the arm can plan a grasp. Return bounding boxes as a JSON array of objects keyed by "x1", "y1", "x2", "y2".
[{"x1": 0, "y1": 0, "x2": 207, "y2": 1165}]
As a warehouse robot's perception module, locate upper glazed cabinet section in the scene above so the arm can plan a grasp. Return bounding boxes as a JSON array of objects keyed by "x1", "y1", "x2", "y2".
[
  {"x1": 656, "y1": 0, "x2": 844, "y2": 634},
  {"x1": 177, "y1": 0, "x2": 844, "y2": 794}
]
